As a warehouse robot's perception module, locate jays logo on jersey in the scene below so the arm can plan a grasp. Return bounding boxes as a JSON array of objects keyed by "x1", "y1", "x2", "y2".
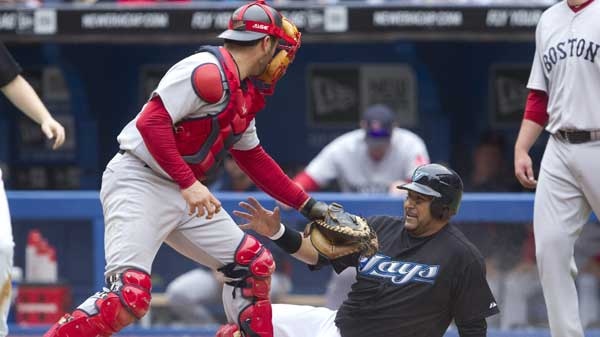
[{"x1": 358, "y1": 253, "x2": 439, "y2": 285}]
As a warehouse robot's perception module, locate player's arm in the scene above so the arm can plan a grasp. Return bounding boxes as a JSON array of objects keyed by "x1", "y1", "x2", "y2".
[
  {"x1": 234, "y1": 197, "x2": 319, "y2": 265},
  {"x1": 514, "y1": 90, "x2": 547, "y2": 189},
  {"x1": 451, "y1": 258, "x2": 499, "y2": 335},
  {"x1": 136, "y1": 96, "x2": 221, "y2": 219},
  {"x1": 293, "y1": 139, "x2": 343, "y2": 192},
  {"x1": 0, "y1": 43, "x2": 65, "y2": 149},
  {"x1": 515, "y1": 19, "x2": 549, "y2": 189},
  {"x1": 292, "y1": 171, "x2": 320, "y2": 192},
  {"x1": 230, "y1": 144, "x2": 328, "y2": 220}
]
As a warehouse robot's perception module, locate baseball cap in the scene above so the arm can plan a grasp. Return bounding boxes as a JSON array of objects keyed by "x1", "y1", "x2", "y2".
[
  {"x1": 218, "y1": 1, "x2": 283, "y2": 42},
  {"x1": 362, "y1": 104, "x2": 395, "y2": 144}
]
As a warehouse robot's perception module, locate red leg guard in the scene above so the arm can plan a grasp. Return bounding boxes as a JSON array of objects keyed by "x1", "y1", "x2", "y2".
[
  {"x1": 119, "y1": 269, "x2": 152, "y2": 318},
  {"x1": 239, "y1": 299, "x2": 273, "y2": 337},
  {"x1": 219, "y1": 235, "x2": 275, "y2": 337},
  {"x1": 43, "y1": 269, "x2": 152, "y2": 337}
]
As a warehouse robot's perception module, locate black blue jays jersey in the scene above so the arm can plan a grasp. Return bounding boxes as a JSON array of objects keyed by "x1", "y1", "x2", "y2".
[
  {"x1": 0, "y1": 43, "x2": 21, "y2": 87},
  {"x1": 332, "y1": 215, "x2": 499, "y2": 337}
]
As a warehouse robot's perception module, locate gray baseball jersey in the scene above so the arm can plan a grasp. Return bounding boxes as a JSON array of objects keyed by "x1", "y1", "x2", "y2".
[
  {"x1": 528, "y1": 0, "x2": 600, "y2": 133},
  {"x1": 117, "y1": 52, "x2": 260, "y2": 181},
  {"x1": 305, "y1": 128, "x2": 429, "y2": 193}
]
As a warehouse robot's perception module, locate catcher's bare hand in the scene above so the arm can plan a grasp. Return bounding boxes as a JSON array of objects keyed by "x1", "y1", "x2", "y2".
[
  {"x1": 181, "y1": 181, "x2": 221, "y2": 219},
  {"x1": 514, "y1": 149, "x2": 537, "y2": 189},
  {"x1": 234, "y1": 197, "x2": 281, "y2": 237},
  {"x1": 40, "y1": 117, "x2": 66, "y2": 150}
]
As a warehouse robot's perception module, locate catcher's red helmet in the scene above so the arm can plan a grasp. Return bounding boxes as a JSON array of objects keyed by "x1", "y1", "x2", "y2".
[{"x1": 219, "y1": 1, "x2": 287, "y2": 42}]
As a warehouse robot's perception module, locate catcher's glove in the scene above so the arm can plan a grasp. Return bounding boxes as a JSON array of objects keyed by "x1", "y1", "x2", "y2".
[{"x1": 304, "y1": 203, "x2": 378, "y2": 260}]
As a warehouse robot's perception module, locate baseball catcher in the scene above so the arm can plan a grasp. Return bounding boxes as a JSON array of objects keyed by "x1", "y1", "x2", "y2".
[{"x1": 304, "y1": 203, "x2": 378, "y2": 260}]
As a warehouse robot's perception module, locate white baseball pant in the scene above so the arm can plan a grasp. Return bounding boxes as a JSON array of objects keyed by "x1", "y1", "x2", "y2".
[
  {"x1": 534, "y1": 136, "x2": 600, "y2": 337},
  {"x1": 100, "y1": 152, "x2": 246, "y2": 322},
  {"x1": 272, "y1": 304, "x2": 340, "y2": 337},
  {"x1": 166, "y1": 268, "x2": 292, "y2": 323}
]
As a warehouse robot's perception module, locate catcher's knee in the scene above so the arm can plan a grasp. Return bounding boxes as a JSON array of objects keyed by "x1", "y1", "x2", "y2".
[
  {"x1": 220, "y1": 235, "x2": 275, "y2": 337},
  {"x1": 221, "y1": 234, "x2": 275, "y2": 299},
  {"x1": 44, "y1": 269, "x2": 152, "y2": 337}
]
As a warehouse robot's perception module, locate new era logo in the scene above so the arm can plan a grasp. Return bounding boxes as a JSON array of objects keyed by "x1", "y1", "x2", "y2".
[{"x1": 489, "y1": 302, "x2": 497, "y2": 309}]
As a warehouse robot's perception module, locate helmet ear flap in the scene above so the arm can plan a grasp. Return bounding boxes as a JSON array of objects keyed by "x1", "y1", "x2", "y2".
[{"x1": 429, "y1": 200, "x2": 449, "y2": 220}]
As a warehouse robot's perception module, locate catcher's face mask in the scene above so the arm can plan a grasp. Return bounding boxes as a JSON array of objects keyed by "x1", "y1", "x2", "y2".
[
  {"x1": 255, "y1": 16, "x2": 301, "y2": 95},
  {"x1": 219, "y1": 1, "x2": 301, "y2": 95}
]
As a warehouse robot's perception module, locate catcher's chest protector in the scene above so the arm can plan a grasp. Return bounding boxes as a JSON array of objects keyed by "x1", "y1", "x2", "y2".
[{"x1": 173, "y1": 46, "x2": 266, "y2": 181}]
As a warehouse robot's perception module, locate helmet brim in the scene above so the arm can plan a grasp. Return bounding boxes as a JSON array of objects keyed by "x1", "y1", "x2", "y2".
[
  {"x1": 397, "y1": 182, "x2": 442, "y2": 198},
  {"x1": 218, "y1": 29, "x2": 267, "y2": 41}
]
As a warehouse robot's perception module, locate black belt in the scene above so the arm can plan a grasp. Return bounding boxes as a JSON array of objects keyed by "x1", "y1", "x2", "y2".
[
  {"x1": 118, "y1": 149, "x2": 125, "y2": 154},
  {"x1": 557, "y1": 129, "x2": 600, "y2": 144}
]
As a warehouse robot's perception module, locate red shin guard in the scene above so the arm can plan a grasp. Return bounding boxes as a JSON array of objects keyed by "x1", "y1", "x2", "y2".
[
  {"x1": 43, "y1": 269, "x2": 152, "y2": 337},
  {"x1": 219, "y1": 235, "x2": 275, "y2": 337}
]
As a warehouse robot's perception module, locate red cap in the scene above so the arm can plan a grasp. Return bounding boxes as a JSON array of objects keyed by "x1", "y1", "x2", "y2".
[{"x1": 27, "y1": 229, "x2": 42, "y2": 245}]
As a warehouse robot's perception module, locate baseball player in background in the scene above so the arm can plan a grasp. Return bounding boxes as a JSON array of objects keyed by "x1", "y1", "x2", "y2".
[
  {"x1": 0, "y1": 42, "x2": 65, "y2": 337},
  {"x1": 293, "y1": 104, "x2": 430, "y2": 195},
  {"x1": 43, "y1": 2, "x2": 331, "y2": 337},
  {"x1": 237, "y1": 164, "x2": 499, "y2": 337},
  {"x1": 514, "y1": 0, "x2": 600, "y2": 336}
]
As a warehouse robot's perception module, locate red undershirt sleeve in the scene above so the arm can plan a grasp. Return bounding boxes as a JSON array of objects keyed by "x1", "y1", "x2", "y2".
[
  {"x1": 292, "y1": 171, "x2": 320, "y2": 192},
  {"x1": 230, "y1": 146, "x2": 310, "y2": 209},
  {"x1": 136, "y1": 96, "x2": 197, "y2": 190},
  {"x1": 523, "y1": 89, "x2": 549, "y2": 127}
]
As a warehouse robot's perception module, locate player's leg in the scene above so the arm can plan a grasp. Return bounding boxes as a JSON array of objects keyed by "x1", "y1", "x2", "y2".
[
  {"x1": 218, "y1": 234, "x2": 275, "y2": 337},
  {"x1": 44, "y1": 153, "x2": 184, "y2": 337},
  {"x1": 272, "y1": 304, "x2": 340, "y2": 337},
  {"x1": 270, "y1": 272, "x2": 292, "y2": 302},
  {"x1": 165, "y1": 268, "x2": 220, "y2": 324},
  {"x1": 578, "y1": 269, "x2": 599, "y2": 329},
  {"x1": 0, "y1": 172, "x2": 14, "y2": 337},
  {"x1": 575, "y1": 140, "x2": 600, "y2": 329},
  {"x1": 43, "y1": 269, "x2": 152, "y2": 337},
  {"x1": 165, "y1": 210, "x2": 274, "y2": 337},
  {"x1": 534, "y1": 137, "x2": 590, "y2": 337}
]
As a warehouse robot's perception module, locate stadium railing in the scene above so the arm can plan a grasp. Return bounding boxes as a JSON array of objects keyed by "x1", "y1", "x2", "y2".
[{"x1": 7, "y1": 191, "x2": 545, "y2": 290}]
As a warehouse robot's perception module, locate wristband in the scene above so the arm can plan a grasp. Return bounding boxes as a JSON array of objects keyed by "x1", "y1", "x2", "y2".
[
  {"x1": 268, "y1": 223, "x2": 286, "y2": 240},
  {"x1": 272, "y1": 224, "x2": 302, "y2": 254},
  {"x1": 300, "y1": 197, "x2": 316, "y2": 218}
]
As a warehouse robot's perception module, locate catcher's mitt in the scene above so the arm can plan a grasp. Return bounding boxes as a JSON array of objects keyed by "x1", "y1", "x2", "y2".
[{"x1": 304, "y1": 203, "x2": 378, "y2": 260}]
